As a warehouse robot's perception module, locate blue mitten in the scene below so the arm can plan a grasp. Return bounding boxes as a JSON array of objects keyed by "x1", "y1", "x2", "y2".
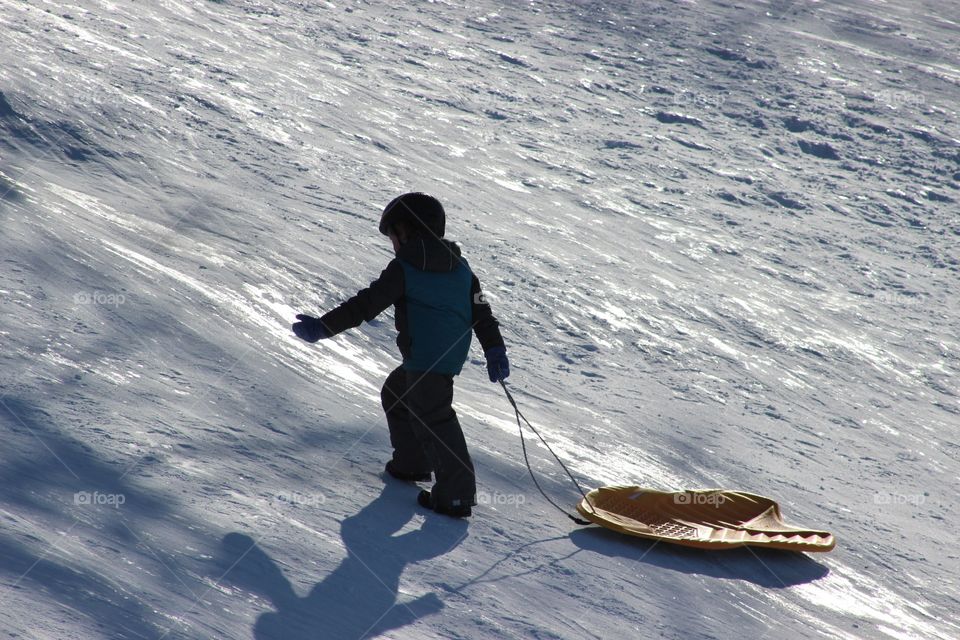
[
  {"x1": 292, "y1": 314, "x2": 329, "y2": 343},
  {"x1": 484, "y1": 345, "x2": 510, "y2": 382}
]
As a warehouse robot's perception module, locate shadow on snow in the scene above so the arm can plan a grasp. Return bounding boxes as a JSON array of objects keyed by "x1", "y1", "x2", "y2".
[{"x1": 217, "y1": 479, "x2": 468, "y2": 639}]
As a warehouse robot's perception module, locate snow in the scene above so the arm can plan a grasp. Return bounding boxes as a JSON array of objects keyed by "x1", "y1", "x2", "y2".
[{"x1": 1, "y1": 0, "x2": 959, "y2": 638}]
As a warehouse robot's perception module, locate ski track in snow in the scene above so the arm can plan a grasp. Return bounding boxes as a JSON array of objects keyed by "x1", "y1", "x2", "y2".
[{"x1": 1, "y1": 0, "x2": 958, "y2": 638}]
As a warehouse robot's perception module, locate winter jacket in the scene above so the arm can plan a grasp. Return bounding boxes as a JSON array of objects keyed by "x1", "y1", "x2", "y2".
[{"x1": 319, "y1": 236, "x2": 504, "y2": 375}]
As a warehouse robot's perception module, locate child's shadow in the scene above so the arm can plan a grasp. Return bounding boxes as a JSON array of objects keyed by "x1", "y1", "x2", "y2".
[{"x1": 218, "y1": 480, "x2": 467, "y2": 639}]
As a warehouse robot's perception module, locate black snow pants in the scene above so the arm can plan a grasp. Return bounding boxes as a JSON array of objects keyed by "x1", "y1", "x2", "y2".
[{"x1": 381, "y1": 365, "x2": 476, "y2": 508}]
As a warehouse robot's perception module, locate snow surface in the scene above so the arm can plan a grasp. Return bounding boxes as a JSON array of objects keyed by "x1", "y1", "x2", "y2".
[{"x1": 1, "y1": 0, "x2": 958, "y2": 638}]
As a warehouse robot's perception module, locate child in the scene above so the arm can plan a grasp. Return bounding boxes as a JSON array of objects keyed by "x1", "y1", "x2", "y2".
[{"x1": 292, "y1": 193, "x2": 509, "y2": 518}]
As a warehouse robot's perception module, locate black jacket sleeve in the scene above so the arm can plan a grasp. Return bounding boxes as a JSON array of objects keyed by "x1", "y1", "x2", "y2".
[
  {"x1": 319, "y1": 259, "x2": 405, "y2": 336},
  {"x1": 471, "y1": 274, "x2": 505, "y2": 351}
]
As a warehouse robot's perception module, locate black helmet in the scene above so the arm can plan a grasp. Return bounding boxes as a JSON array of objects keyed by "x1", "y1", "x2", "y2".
[{"x1": 379, "y1": 192, "x2": 446, "y2": 238}]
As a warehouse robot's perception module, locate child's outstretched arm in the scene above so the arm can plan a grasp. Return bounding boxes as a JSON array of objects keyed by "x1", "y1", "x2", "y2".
[{"x1": 292, "y1": 260, "x2": 404, "y2": 343}]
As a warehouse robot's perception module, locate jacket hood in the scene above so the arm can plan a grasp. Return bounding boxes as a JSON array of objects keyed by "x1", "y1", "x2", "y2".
[{"x1": 396, "y1": 236, "x2": 464, "y2": 273}]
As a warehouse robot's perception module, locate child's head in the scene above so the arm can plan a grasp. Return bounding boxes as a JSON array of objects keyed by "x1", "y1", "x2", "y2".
[
  {"x1": 387, "y1": 221, "x2": 416, "y2": 252},
  {"x1": 379, "y1": 193, "x2": 446, "y2": 246}
]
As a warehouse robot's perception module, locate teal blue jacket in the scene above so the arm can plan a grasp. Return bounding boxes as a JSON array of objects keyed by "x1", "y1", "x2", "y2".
[{"x1": 319, "y1": 237, "x2": 504, "y2": 375}]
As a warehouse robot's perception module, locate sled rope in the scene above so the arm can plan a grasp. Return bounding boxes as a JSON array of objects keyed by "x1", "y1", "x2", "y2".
[{"x1": 500, "y1": 380, "x2": 593, "y2": 525}]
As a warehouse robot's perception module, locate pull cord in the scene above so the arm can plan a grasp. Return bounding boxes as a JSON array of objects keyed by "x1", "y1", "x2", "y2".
[{"x1": 499, "y1": 380, "x2": 594, "y2": 526}]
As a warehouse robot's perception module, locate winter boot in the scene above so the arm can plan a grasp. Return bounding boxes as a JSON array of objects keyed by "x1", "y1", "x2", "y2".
[{"x1": 417, "y1": 489, "x2": 472, "y2": 518}]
